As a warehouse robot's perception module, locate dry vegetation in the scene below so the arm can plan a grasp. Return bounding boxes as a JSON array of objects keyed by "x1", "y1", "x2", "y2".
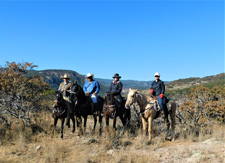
[
  {"x1": 0, "y1": 62, "x2": 224, "y2": 163},
  {"x1": 0, "y1": 111, "x2": 224, "y2": 163}
]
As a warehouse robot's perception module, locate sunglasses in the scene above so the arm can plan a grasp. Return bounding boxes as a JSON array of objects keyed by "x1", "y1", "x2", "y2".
[{"x1": 155, "y1": 76, "x2": 160, "y2": 77}]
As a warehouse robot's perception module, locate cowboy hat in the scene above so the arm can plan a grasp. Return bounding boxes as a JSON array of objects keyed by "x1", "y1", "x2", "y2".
[
  {"x1": 86, "y1": 73, "x2": 94, "y2": 78},
  {"x1": 60, "y1": 74, "x2": 71, "y2": 79},
  {"x1": 112, "y1": 73, "x2": 121, "y2": 78}
]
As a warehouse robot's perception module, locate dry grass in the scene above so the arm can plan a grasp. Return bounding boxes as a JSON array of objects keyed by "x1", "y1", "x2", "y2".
[{"x1": 0, "y1": 111, "x2": 224, "y2": 163}]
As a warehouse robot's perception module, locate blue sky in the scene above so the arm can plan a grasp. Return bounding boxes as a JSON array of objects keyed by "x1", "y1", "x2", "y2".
[{"x1": 0, "y1": 0, "x2": 224, "y2": 81}]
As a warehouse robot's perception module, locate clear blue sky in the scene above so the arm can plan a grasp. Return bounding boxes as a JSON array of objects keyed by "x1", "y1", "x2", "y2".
[{"x1": 0, "y1": 0, "x2": 224, "y2": 81}]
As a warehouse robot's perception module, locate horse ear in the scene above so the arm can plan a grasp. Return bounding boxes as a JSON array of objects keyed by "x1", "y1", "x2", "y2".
[
  {"x1": 129, "y1": 88, "x2": 131, "y2": 91},
  {"x1": 134, "y1": 89, "x2": 138, "y2": 93}
]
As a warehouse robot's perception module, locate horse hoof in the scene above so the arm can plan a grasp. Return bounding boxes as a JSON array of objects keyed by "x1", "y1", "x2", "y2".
[
  {"x1": 171, "y1": 138, "x2": 175, "y2": 142},
  {"x1": 147, "y1": 141, "x2": 151, "y2": 145}
]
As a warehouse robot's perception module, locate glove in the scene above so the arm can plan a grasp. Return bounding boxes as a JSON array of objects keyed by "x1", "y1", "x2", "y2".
[
  {"x1": 150, "y1": 89, "x2": 154, "y2": 93},
  {"x1": 159, "y1": 94, "x2": 164, "y2": 98}
]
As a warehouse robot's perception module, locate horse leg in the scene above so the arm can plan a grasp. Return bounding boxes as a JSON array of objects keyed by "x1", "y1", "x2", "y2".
[
  {"x1": 105, "y1": 115, "x2": 109, "y2": 137},
  {"x1": 126, "y1": 109, "x2": 131, "y2": 127},
  {"x1": 163, "y1": 105, "x2": 170, "y2": 140},
  {"x1": 148, "y1": 117, "x2": 153, "y2": 142},
  {"x1": 83, "y1": 115, "x2": 87, "y2": 134},
  {"x1": 119, "y1": 114, "x2": 126, "y2": 135},
  {"x1": 76, "y1": 115, "x2": 83, "y2": 136},
  {"x1": 52, "y1": 117, "x2": 58, "y2": 136},
  {"x1": 113, "y1": 116, "x2": 117, "y2": 131},
  {"x1": 92, "y1": 114, "x2": 97, "y2": 133},
  {"x1": 112, "y1": 116, "x2": 117, "y2": 137},
  {"x1": 171, "y1": 104, "x2": 176, "y2": 141},
  {"x1": 165, "y1": 117, "x2": 170, "y2": 140},
  {"x1": 71, "y1": 115, "x2": 75, "y2": 133},
  {"x1": 142, "y1": 117, "x2": 147, "y2": 138},
  {"x1": 60, "y1": 118, "x2": 65, "y2": 139},
  {"x1": 99, "y1": 111, "x2": 103, "y2": 135}
]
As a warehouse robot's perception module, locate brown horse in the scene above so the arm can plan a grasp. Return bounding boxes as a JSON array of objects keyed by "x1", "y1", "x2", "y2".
[
  {"x1": 52, "y1": 91, "x2": 75, "y2": 139},
  {"x1": 103, "y1": 93, "x2": 130, "y2": 134},
  {"x1": 125, "y1": 89, "x2": 176, "y2": 142}
]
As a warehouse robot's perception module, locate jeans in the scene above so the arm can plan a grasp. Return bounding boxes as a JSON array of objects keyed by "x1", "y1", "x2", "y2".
[
  {"x1": 157, "y1": 96, "x2": 169, "y2": 119},
  {"x1": 90, "y1": 94, "x2": 98, "y2": 103}
]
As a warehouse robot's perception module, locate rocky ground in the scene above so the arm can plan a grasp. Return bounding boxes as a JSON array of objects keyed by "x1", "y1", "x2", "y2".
[{"x1": 0, "y1": 121, "x2": 224, "y2": 163}]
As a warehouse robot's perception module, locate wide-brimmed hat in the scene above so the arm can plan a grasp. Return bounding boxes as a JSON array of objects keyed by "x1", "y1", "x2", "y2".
[
  {"x1": 112, "y1": 73, "x2": 121, "y2": 78},
  {"x1": 86, "y1": 73, "x2": 94, "y2": 78},
  {"x1": 60, "y1": 74, "x2": 71, "y2": 79}
]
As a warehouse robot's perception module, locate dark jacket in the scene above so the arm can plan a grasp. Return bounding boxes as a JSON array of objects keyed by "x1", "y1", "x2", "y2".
[
  {"x1": 150, "y1": 79, "x2": 165, "y2": 96},
  {"x1": 109, "y1": 80, "x2": 123, "y2": 95}
]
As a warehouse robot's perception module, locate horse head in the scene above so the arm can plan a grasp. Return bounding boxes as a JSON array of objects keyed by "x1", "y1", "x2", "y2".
[
  {"x1": 125, "y1": 88, "x2": 139, "y2": 108},
  {"x1": 69, "y1": 81, "x2": 79, "y2": 104},
  {"x1": 104, "y1": 93, "x2": 116, "y2": 112},
  {"x1": 55, "y1": 91, "x2": 63, "y2": 103}
]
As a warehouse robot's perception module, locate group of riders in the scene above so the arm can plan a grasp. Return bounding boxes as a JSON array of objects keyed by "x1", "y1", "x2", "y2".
[{"x1": 57, "y1": 72, "x2": 169, "y2": 126}]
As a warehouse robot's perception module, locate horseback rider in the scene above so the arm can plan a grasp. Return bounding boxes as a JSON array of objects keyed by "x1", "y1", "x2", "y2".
[
  {"x1": 58, "y1": 74, "x2": 73, "y2": 127},
  {"x1": 150, "y1": 72, "x2": 169, "y2": 119},
  {"x1": 83, "y1": 73, "x2": 100, "y2": 114},
  {"x1": 109, "y1": 73, "x2": 124, "y2": 109}
]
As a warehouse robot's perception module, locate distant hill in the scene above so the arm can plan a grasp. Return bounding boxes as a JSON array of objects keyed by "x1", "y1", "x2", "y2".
[
  {"x1": 142, "y1": 73, "x2": 225, "y2": 98},
  {"x1": 166, "y1": 73, "x2": 225, "y2": 90},
  {"x1": 28, "y1": 69, "x2": 156, "y2": 96}
]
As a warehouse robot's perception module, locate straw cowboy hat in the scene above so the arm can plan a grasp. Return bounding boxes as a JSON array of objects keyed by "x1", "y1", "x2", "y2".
[
  {"x1": 86, "y1": 73, "x2": 94, "y2": 78},
  {"x1": 112, "y1": 73, "x2": 121, "y2": 78},
  {"x1": 60, "y1": 74, "x2": 71, "y2": 79}
]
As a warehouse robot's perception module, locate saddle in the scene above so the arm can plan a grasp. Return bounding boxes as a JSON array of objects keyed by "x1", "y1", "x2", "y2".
[{"x1": 149, "y1": 95, "x2": 172, "y2": 116}]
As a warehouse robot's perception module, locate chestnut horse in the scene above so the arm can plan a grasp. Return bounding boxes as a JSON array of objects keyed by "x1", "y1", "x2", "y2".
[
  {"x1": 103, "y1": 93, "x2": 130, "y2": 133},
  {"x1": 125, "y1": 89, "x2": 176, "y2": 142}
]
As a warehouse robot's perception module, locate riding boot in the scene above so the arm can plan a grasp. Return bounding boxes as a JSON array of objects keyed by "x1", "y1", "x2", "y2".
[{"x1": 92, "y1": 103, "x2": 97, "y2": 115}]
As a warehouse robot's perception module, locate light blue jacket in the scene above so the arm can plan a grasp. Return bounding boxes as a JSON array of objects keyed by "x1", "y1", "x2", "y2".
[{"x1": 83, "y1": 80, "x2": 100, "y2": 94}]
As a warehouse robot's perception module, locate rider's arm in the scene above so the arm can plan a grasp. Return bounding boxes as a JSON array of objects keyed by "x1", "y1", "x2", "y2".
[
  {"x1": 116, "y1": 82, "x2": 123, "y2": 94},
  {"x1": 94, "y1": 81, "x2": 100, "y2": 94},
  {"x1": 160, "y1": 81, "x2": 165, "y2": 94}
]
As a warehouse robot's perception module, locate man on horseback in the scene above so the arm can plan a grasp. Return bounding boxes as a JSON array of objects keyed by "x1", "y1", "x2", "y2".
[
  {"x1": 150, "y1": 72, "x2": 169, "y2": 120},
  {"x1": 58, "y1": 74, "x2": 73, "y2": 127},
  {"x1": 109, "y1": 73, "x2": 124, "y2": 110},
  {"x1": 83, "y1": 73, "x2": 100, "y2": 115}
]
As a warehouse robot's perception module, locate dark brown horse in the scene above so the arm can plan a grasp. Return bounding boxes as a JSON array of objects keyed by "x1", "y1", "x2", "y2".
[
  {"x1": 103, "y1": 93, "x2": 130, "y2": 133},
  {"x1": 69, "y1": 82, "x2": 104, "y2": 135},
  {"x1": 52, "y1": 91, "x2": 75, "y2": 139}
]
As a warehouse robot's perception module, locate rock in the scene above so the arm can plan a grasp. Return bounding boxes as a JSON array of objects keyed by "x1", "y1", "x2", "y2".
[
  {"x1": 202, "y1": 138, "x2": 222, "y2": 145},
  {"x1": 35, "y1": 145, "x2": 41, "y2": 152},
  {"x1": 107, "y1": 149, "x2": 115, "y2": 155},
  {"x1": 187, "y1": 153, "x2": 206, "y2": 163}
]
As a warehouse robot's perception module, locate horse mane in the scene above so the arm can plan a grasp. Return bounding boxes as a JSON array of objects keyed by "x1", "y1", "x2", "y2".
[
  {"x1": 105, "y1": 93, "x2": 115, "y2": 105},
  {"x1": 135, "y1": 91, "x2": 146, "y2": 100}
]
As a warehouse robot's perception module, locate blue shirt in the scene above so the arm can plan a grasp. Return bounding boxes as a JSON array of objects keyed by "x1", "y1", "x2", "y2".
[{"x1": 83, "y1": 80, "x2": 100, "y2": 94}]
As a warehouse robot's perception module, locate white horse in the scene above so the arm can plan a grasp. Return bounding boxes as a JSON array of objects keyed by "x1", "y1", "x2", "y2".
[{"x1": 125, "y1": 89, "x2": 176, "y2": 142}]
